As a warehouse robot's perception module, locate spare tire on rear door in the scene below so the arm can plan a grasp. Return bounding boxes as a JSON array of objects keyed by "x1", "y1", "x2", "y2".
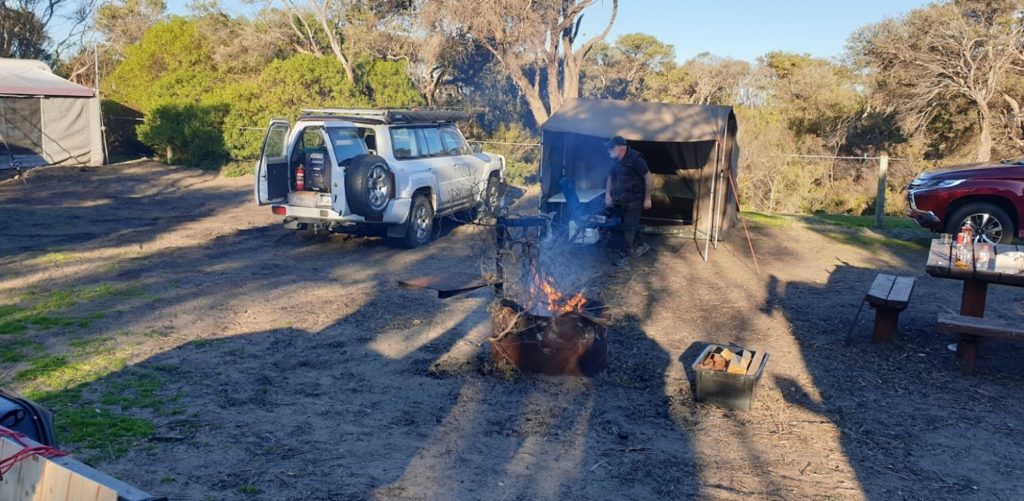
[{"x1": 345, "y1": 154, "x2": 394, "y2": 219}]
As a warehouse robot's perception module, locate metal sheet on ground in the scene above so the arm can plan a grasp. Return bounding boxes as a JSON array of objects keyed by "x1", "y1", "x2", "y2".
[{"x1": 399, "y1": 273, "x2": 500, "y2": 298}]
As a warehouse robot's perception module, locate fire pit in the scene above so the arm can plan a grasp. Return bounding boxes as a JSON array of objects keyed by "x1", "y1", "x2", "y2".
[
  {"x1": 398, "y1": 214, "x2": 611, "y2": 376},
  {"x1": 488, "y1": 217, "x2": 609, "y2": 376},
  {"x1": 490, "y1": 298, "x2": 608, "y2": 376}
]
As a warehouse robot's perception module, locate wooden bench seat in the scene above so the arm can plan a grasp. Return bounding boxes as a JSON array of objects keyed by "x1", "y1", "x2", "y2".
[
  {"x1": 865, "y1": 273, "x2": 916, "y2": 343},
  {"x1": 936, "y1": 313, "x2": 1024, "y2": 374}
]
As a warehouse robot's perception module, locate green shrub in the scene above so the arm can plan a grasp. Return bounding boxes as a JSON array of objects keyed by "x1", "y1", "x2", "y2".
[
  {"x1": 218, "y1": 54, "x2": 369, "y2": 160},
  {"x1": 220, "y1": 160, "x2": 253, "y2": 178},
  {"x1": 105, "y1": 17, "x2": 216, "y2": 113},
  {"x1": 356, "y1": 58, "x2": 425, "y2": 108},
  {"x1": 105, "y1": 18, "x2": 425, "y2": 165},
  {"x1": 504, "y1": 161, "x2": 535, "y2": 185},
  {"x1": 473, "y1": 124, "x2": 540, "y2": 186},
  {"x1": 137, "y1": 103, "x2": 228, "y2": 168}
]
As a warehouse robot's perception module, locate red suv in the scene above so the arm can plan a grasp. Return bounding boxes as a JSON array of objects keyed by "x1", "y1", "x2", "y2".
[{"x1": 906, "y1": 159, "x2": 1024, "y2": 244}]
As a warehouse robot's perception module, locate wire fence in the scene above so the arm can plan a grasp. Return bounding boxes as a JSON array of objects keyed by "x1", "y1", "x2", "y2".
[{"x1": 99, "y1": 115, "x2": 915, "y2": 225}]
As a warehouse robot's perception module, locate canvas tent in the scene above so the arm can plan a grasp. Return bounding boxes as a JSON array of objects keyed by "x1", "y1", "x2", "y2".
[
  {"x1": 540, "y1": 98, "x2": 739, "y2": 259},
  {"x1": 0, "y1": 58, "x2": 105, "y2": 170}
]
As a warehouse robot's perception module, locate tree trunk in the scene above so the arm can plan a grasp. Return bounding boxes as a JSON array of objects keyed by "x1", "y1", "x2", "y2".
[
  {"x1": 1002, "y1": 94, "x2": 1024, "y2": 151},
  {"x1": 313, "y1": 4, "x2": 354, "y2": 82},
  {"x1": 545, "y1": 38, "x2": 563, "y2": 117},
  {"x1": 325, "y1": 34, "x2": 355, "y2": 82},
  {"x1": 977, "y1": 105, "x2": 993, "y2": 162},
  {"x1": 486, "y1": 46, "x2": 550, "y2": 125},
  {"x1": 519, "y1": 76, "x2": 550, "y2": 125},
  {"x1": 563, "y1": 39, "x2": 579, "y2": 104},
  {"x1": 564, "y1": 0, "x2": 617, "y2": 104}
]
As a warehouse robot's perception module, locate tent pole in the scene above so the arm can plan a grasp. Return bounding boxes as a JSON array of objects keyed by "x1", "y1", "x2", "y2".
[
  {"x1": 709, "y1": 140, "x2": 721, "y2": 250},
  {"x1": 703, "y1": 140, "x2": 720, "y2": 262},
  {"x1": 99, "y1": 98, "x2": 109, "y2": 165},
  {"x1": 94, "y1": 44, "x2": 99, "y2": 91},
  {"x1": 712, "y1": 134, "x2": 727, "y2": 248}
]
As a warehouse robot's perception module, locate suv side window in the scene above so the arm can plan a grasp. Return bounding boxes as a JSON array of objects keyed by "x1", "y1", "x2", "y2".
[
  {"x1": 359, "y1": 128, "x2": 377, "y2": 153},
  {"x1": 439, "y1": 126, "x2": 470, "y2": 156},
  {"x1": 420, "y1": 127, "x2": 445, "y2": 157},
  {"x1": 327, "y1": 127, "x2": 368, "y2": 164},
  {"x1": 390, "y1": 127, "x2": 420, "y2": 159}
]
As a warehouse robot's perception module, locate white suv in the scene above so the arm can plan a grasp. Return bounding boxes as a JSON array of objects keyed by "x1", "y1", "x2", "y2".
[{"x1": 254, "y1": 109, "x2": 506, "y2": 247}]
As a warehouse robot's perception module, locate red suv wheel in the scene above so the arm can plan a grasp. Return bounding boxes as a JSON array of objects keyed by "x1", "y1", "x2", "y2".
[{"x1": 944, "y1": 202, "x2": 1015, "y2": 244}]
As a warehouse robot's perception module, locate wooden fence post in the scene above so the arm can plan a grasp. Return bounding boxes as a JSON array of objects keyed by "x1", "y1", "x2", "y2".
[{"x1": 875, "y1": 153, "x2": 889, "y2": 229}]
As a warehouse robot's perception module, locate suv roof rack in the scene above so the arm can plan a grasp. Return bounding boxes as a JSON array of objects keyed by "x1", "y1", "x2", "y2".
[{"x1": 299, "y1": 108, "x2": 478, "y2": 125}]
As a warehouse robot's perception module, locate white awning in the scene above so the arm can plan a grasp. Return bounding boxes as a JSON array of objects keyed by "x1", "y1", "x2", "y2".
[{"x1": 0, "y1": 58, "x2": 95, "y2": 98}]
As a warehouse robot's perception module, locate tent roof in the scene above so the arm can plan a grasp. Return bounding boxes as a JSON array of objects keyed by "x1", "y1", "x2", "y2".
[
  {"x1": 542, "y1": 98, "x2": 733, "y2": 143},
  {"x1": 0, "y1": 58, "x2": 95, "y2": 98}
]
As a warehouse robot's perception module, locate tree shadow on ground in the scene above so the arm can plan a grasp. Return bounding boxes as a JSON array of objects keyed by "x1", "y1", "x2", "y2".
[
  {"x1": 0, "y1": 182, "x2": 706, "y2": 501},
  {"x1": 25, "y1": 269, "x2": 705, "y2": 500},
  {"x1": 769, "y1": 261, "x2": 1024, "y2": 500},
  {"x1": 0, "y1": 163, "x2": 247, "y2": 267}
]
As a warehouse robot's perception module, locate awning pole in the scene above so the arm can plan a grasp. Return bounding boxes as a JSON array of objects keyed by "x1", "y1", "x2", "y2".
[
  {"x1": 702, "y1": 140, "x2": 720, "y2": 262},
  {"x1": 711, "y1": 135, "x2": 727, "y2": 248}
]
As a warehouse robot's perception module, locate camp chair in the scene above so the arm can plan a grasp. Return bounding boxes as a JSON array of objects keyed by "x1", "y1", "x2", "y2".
[{"x1": 559, "y1": 177, "x2": 620, "y2": 242}]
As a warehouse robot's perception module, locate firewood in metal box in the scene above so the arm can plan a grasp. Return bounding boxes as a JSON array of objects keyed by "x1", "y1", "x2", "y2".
[{"x1": 692, "y1": 344, "x2": 769, "y2": 411}]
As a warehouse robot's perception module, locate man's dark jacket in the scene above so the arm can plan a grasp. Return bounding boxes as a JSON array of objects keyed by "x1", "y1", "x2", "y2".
[{"x1": 610, "y1": 148, "x2": 650, "y2": 204}]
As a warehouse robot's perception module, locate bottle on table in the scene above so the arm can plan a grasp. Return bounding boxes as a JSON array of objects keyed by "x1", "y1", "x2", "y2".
[
  {"x1": 954, "y1": 232, "x2": 971, "y2": 269},
  {"x1": 978, "y1": 244, "x2": 991, "y2": 268}
]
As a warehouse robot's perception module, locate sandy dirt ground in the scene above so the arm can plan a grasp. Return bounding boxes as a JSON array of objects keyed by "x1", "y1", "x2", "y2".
[{"x1": 2, "y1": 161, "x2": 1024, "y2": 500}]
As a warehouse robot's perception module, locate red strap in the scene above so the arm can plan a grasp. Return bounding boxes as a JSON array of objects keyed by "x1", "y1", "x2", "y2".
[
  {"x1": 0, "y1": 446, "x2": 68, "y2": 476},
  {"x1": 0, "y1": 427, "x2": 29, "y2": 448},
  {"x1": 0, "y1": 426, "x2": 68, "y2": 479}
]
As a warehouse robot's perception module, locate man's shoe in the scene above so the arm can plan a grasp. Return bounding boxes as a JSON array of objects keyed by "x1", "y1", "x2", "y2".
[{"x1": 632, "y1": 242, "x2": 651, "y2": 257}]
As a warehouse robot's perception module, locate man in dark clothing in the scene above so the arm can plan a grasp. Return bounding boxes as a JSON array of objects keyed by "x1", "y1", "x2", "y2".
[{"x1": 604, "y1": 136, "x2": 652, "y2": 266}]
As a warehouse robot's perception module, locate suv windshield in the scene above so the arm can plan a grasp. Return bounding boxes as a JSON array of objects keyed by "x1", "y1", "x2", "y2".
[{"x1": 327, "y1": 128, "x2": 368, "y2": 164}]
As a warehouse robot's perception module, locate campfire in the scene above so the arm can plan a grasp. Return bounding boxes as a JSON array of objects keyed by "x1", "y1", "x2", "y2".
[
  {"x1": 399, "y1": 215, "x2": 610, "y2": 376},
  {"x1": 487, "y1": 216, "x2": 609, "y2": 376},
  {"x1": 528, "y1": 266, "x2": 587, "y2": 316}
]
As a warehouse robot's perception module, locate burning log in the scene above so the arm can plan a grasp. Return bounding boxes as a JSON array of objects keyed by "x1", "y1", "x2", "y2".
[{"x1": 489, "y1": 299, "x2": 608, "y2": 376}]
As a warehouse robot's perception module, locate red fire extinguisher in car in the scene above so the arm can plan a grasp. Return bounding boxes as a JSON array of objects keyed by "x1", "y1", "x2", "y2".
[{"x1": 296, "y1": 165, "x2": 305, "y2": 191}]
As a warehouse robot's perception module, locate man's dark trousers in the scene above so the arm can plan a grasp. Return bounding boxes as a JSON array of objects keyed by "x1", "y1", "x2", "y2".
[{"x1": 608, "y1": 201, "x2": 645, "y2": 254}]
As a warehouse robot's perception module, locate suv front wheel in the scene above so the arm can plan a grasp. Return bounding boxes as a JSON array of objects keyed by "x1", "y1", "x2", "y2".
[{"x1": 945, "y1": 202, "x2": 1016, "y2": 244}]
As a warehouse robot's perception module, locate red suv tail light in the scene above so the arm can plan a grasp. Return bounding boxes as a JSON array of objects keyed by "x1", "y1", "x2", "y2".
[{"x1": 271, "y1": 206, "x2": 287, "y2": 216}]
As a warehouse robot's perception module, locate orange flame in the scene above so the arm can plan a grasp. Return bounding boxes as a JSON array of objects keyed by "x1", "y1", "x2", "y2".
[{"x1": 529, "y1": 266, "x2": 586, "y2": 315}]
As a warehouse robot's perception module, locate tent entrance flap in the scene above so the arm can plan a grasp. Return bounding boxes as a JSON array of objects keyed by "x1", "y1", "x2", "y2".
[{"x1": 632, "y1": 139, "x2": 714, "y2": 228}]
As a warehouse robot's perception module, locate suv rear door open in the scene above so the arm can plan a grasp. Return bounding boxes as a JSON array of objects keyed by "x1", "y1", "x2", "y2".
[{"x1": 256, "y1": 120, "x2": 291, "y2": 205}]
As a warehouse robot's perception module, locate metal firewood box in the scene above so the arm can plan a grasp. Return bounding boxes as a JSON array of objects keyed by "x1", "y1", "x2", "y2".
[{"x1": 691, "y1": 344, "x2": 770, "y2": 411}]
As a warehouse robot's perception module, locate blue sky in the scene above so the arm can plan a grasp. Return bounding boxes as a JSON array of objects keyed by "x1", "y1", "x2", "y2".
[
  {"x1": 576, "y1": 0, "x2": 931, "y2": 62},
  {"x1": 158, "y1": 0, "x2": 930, "y2": 63}
]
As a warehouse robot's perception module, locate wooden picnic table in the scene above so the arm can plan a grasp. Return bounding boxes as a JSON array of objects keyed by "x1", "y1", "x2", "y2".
[
  {"x1": 925, "y1": 239, "x2": 1024, "y2": 317},
  {"x1": 926, "y1": 239, "x2": 1024, "y2": 373}
]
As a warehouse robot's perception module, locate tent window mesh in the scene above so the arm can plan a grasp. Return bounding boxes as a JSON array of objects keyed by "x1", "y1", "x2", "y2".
[{"x1": 0, "y1": 98, "x2": 44, "y2": 168}]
